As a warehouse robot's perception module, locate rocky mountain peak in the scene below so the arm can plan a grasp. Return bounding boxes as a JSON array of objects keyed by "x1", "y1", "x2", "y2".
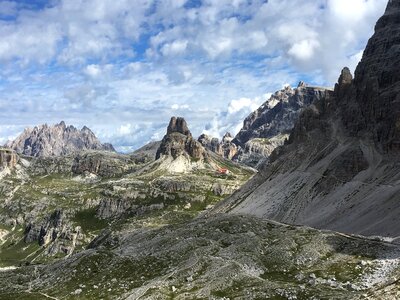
[
  {"x1": 5, "y1": 122, "x2": 115, "y2": 157},
  {"x1": 57, "y1": 121, "x2": 66, "y2": 128},
  {"x1": 233, "y1": 84, "x2": 332, "y2": 147},
  {"x1": 334, "y1": 67, "x2": 353, "y2": 98},
  {"x1": 338, "y1": 67, "x2": 353, "y2": 86},
  {"x1": 167, "y1": 117, "x2": 192, "y2": 137},
  {"x1": 156, "y1": 117, "x2": 207, "y2": 161},
  {"x1": 198, "y1": 132, "x2": 238, "y2": 161}
]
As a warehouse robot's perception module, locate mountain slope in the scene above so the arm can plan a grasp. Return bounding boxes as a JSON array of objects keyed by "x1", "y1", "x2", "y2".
[
  {"x1": 5, "y1": 121, "x2": 115, "y2": 157},
  {"x1": 213, "y1": 0, "x2": 400, "y2": 238},
  {"x1": 1, "y1": 214, "x2": 399, "y2": 299}
]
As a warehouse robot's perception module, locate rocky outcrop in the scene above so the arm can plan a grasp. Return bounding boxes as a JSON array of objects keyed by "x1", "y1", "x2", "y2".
[
  {"x1": 96, "y1": 198, "x2": 165, "y2": 219},
  {"x1": 0, "y1": 149, "x2": 18, "y2": 170},
  {"x1": 214, "y1": 1, "x2": 400, "y2": 237},
  {"x1": 234, "y1": 135, "x2": 289, "y2": 168},
  {"x1": 24, "y1": 210, "x2": 82, "y2": 255},
  {"x1": 198, "y1": 134, "x2": 221, "y2": 154},
  {"x1": 198, "y1": 132, "x2": 238, "y2": 160},
  {"x1": 344, "y1": 1, "x2": 400, "y2": 151},
  {"x1": 96, "y1": 199, "x2": 135, "y2": 219},
  {"x1": 167, "y1": 117, "x2": 191, "y2": 136},
  {"x1": 6, "y1": 121, "x2": 115, "y2": 157},
  {"x1": 72, "y1": 151, "x2": 133, "y2": 177},
  {"x1": 156, "y1": 117, "x2": 207, "y2": 161}
]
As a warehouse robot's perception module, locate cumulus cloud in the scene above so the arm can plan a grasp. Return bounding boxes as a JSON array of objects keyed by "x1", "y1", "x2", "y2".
[
  {"x1": 161, "y1": 40, "x2": 188, "y2": 56},
  {"x1": 0, "y1": 0, "x2": 389, "y2": 150},
  {"x1": 288, "y1": 39, "x2": 320, "y2": 61},
  {"x1": 204, "y1": 94, "x2": 270, "y2": 139},
  {"x1": 84, "y1": 64, "x2": 102, "y2": 77}
]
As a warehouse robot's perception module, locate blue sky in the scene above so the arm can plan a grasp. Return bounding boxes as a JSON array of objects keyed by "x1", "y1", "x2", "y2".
[{"x1": 0, "y1": 0, "x2": 387, "y2": 152}]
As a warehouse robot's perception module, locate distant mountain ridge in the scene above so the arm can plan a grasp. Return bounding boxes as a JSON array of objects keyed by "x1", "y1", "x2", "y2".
[
  {"x1": 198, "y1": 83, "x2": 332, "y2": 168},
  {"x1": 5, "y1": 121, "x2": 115, "y2": 157},
  {"x1": 233, "y1": 82, "x2": 332, "y2": 146}
]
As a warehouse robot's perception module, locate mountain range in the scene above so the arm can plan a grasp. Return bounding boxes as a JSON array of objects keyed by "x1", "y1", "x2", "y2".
[
  {"x1": 5, "y1": 121, "x2": 115, "y2": 157},
  {"x1": 0, "y1": 1, "x2": 399, "y2": 299}
]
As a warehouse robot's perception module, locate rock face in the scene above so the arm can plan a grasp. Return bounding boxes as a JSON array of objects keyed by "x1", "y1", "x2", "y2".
[
  {"x1": 167, "y1": 117, "x2": 191, "y2": 136},
  {"x1": 0, "y1": 149, "x2": 18, "y2": 170},
  {"x1": 198, "y1": 132, "x2": 238, "y2": 160},
  {"x1": 233, "y1": 83, "x2": 332, "y2": 147},
  {"x1": 156, "y1": 117, "x2": 207, "y2": 161},
  {"x1": 72, "y1": 151, "x2": 133, "y2": 177},
  {"x1": 24, "y1": 210, "x2": 81, "y2": 255},
  {"x1": 201, "y1": 84, "x2": 332, "y2": 168},
  {"x1": 234, "y1": 135, "x2": 289, "y2": 168},
  {"x1": 346, "y1": 1, "x2": 400, "y2": 150},
  {"x1": 214, "y1": 1, "x2": 400, "y2": 237},
  {"x1": 6, "y1": 121, "x2": 115, "y2": 157}
]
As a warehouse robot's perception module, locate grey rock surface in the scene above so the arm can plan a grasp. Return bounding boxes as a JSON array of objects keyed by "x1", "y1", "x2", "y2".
[
  {"x1": 72, "y1": 151, "x2": 134, "y2": 177},
  {"x1": 233, "y1": 83, "x2": 332, "y2": 147},
  {"x1": 199, "y1": 85, "x2": 332, "y2": 168},
  {"x1": 131, "y1": 141, "x2": 161, "y2": 163}
]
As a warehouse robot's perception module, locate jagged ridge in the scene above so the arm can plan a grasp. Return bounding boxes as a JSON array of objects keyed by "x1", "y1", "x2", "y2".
[{"x1": 5, "y1": 121, "x2": 115, "y2": 157}]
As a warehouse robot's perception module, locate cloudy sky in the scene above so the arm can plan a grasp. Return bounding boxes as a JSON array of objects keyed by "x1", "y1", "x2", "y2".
[{"x1": 0, "y1": 0, "x2": 387, "y2": 152}]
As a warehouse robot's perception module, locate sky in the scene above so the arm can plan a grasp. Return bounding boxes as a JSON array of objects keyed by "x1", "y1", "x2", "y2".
[{"x1": 0, "y1": 0, "x2": 388, "y2": 152}]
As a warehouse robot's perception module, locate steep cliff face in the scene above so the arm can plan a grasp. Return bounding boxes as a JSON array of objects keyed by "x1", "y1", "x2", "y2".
[
  {"x1": 24, "y1": 210, "x2": 82, "y2": 256},
  {"x1": 196, "y1": 84, "x2": 331, "y2": 168},
  {"x1": 214, "y1": 1, "x2": 400, "y2": 237},
  {"x1": 233, "y1": 83, "x2": 332, "y2": 146},
  {"x1": 234, "y1": 135, "x2": 289, "y2": 168},
  {"x1": 0, "y1": 149, "x2": 18, "y2": 170},
  {"x1": 344, "y1": 0, "x2": 400, "y2": 151},
  {"x1": 6, "y1": 121, "x2": 115, "y2": 157}
]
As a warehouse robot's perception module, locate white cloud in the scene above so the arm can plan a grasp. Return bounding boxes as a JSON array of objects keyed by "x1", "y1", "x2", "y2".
[
  {"x1": 228, "y1": 98, "x2": 261, "y2": 114},
  {"x1": 204, "y1": 94, "x2": 270, "y2": 139},
  {"x1": 84, "y1": 64, "x2": 102, "y2": 77},
  {"x1": 161, "y1": 40, "x2": 188, "y2": 56},
  {"x1": 0, "y1": 0, "x2": 389, "y2": 150},
  {"x1": 288, "y1": 39, "x2": 320, "y2": 61},
  {"x1": 118, "y1": 123, "x2": 135, "y2": 135},
  {"x1": 171, "y1": 104, "x2": 190, "y2": 110}
]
